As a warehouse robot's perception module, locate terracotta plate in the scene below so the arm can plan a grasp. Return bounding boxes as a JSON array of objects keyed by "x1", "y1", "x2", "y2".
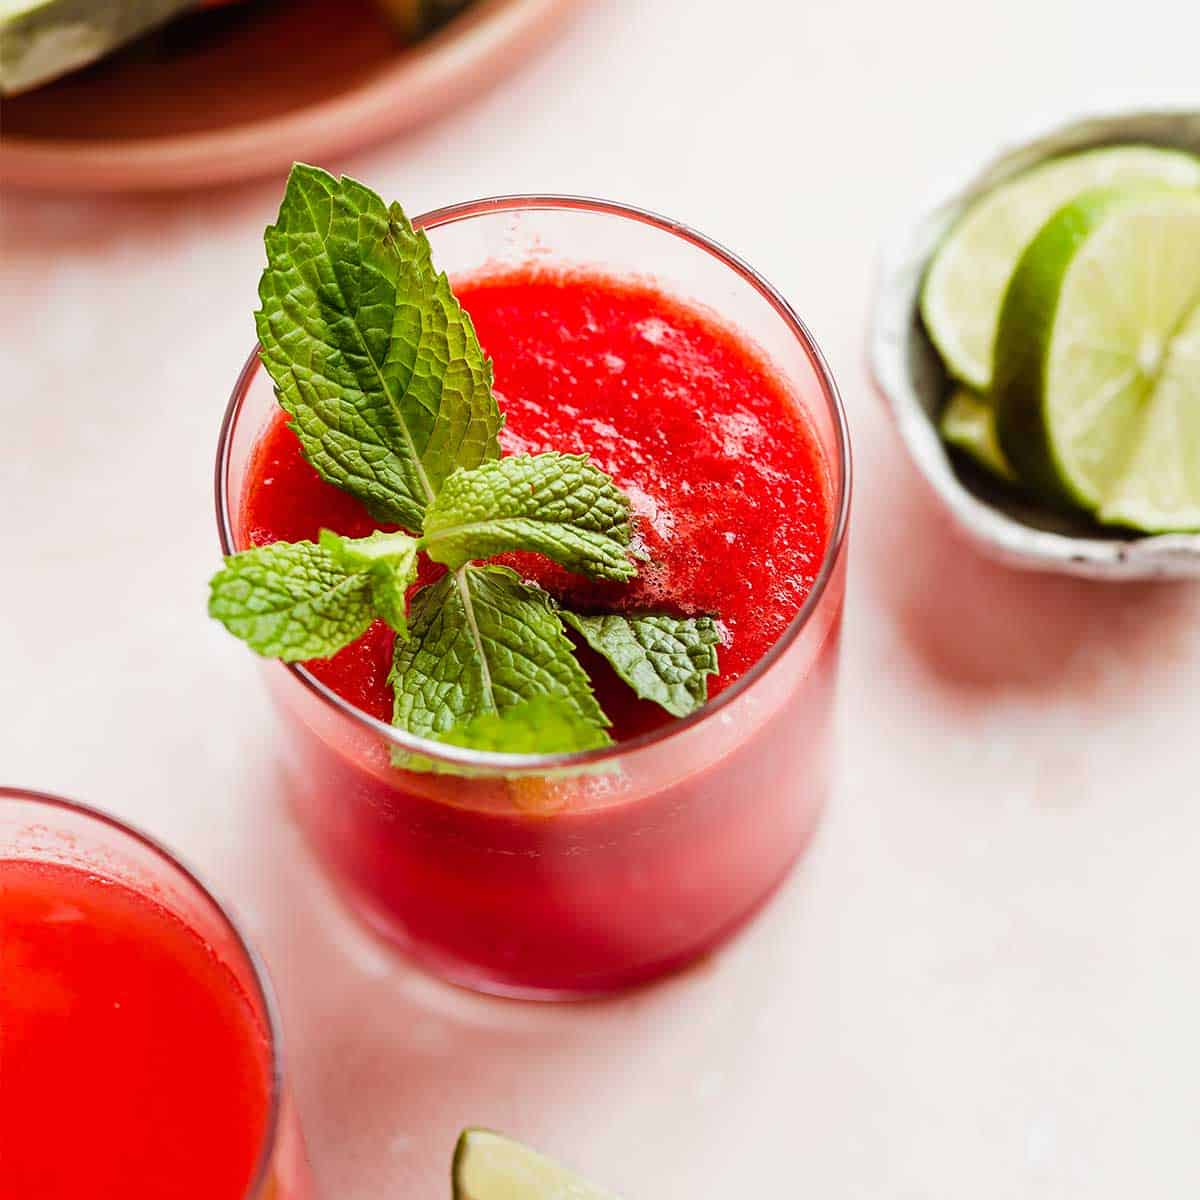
[{"x1": 0, "y1": 0, "x2": 577, "y2": 192}]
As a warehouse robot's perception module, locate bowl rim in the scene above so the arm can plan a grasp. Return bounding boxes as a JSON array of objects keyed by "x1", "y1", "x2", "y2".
[{"x1": 868, "y1": 103, "x2": 1200, "y2": 579}]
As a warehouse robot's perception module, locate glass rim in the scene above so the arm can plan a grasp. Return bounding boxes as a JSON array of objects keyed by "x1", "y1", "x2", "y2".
[
  {"x1": 215, "y1": 192, "x2": 852, "y2": 772},
  {"x1": 0, "y1": 785, "x2": 284, "y2": 1200}
]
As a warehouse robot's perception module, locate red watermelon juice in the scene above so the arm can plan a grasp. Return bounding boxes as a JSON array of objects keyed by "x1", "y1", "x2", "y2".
[
  {"x1": 0, "y1": 789, "x2": 311, "y2": 1199},
  {"x1": 221, "y1": 205, "x2": 848, "y2": 997}
]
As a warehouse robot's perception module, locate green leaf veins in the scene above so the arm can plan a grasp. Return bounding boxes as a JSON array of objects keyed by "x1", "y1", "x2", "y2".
[
  {"x1": 208, "y1": 539, "x2": 375, "y2": 661},
  {"x1": 390, "y1": 565, "x2": 609, "y2": 741},
  {"x1": 421, "y1": 452, "x2": 634, "y2": 580},
  {"x1": 256, "y1": 164, "x2": 501, "y2": 530},
  {"x1": 561, "y1": 611, "x2": 720, "y2": 718}
]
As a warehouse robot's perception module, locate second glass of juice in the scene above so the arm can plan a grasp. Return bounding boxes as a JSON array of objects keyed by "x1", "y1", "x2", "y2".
[
  {"x1": 219, "y1": 197, "x2": 850, "y2": 999},
  {"x1": 0, "y1": 787, "x2": 311, "y2": 1200}
]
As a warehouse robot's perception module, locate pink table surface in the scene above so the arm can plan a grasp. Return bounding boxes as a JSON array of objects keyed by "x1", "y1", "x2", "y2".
[{"x1": 3, "y1": 1, "x2": 1199, "y2": 1195}]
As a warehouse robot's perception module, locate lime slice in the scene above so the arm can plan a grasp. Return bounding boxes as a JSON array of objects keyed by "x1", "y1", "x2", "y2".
[
  {"x1": 1100, "y1": 301, "x2": 1200, "y2": 531},
  {"x1": 453, "y1": 1130, "x2": 618, "y2": 1200},
  {"x1": 0, "y1": 0, "x2": 195, "y2": 95},
  {"x1": 993, "y1": 188, "x2": 1200, "y2": 519},
  {"x1": 921, "y1": 146, "x2": 1200, "y2": 390},
  {"x1": 939, "y1": 388, "x2": 1015, "y2": 481}
]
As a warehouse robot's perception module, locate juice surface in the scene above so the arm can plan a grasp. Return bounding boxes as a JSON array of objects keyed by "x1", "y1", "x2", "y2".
[
  {"x1": 240, "y1": 267, "x2": 832, "y2": 740},
  {"x1": 0, "y1": 860, "x2": 271, "y2": 1200}
]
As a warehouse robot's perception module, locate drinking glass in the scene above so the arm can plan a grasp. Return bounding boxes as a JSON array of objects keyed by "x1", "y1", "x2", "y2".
[
  {"x1": 0, "y1": 786, "x2": 312, "y2": 1198},
  {"x1": 216, "y1": 197, "x2": 851, "y2": 999}
]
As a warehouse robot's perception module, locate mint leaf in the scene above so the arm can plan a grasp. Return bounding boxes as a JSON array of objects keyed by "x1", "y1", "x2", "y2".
[
  {"x1": 561, "y1": 612, "x2": 720, "y2": 717},
  {"x1": 209, "y1": 540, "x2": 375, "y2": 661},
  {"x1": 213, "y1": 167, "x2": 730, "y2": 763},
  {"x1": 318, "y1": 528, "x2": 420, "y2": 638},
  {"x1": 390, "y1": 565, "x2": 610, "y2": 742},
  {"x1": 256, "y1": 164, "x2": 502, "y2": 530},
  {"x1": 419, "y1": 452, "x2": 634, "y2": 580},
  {"x1": 434, "y1": 697, "x2": 612, "y2": 754}
]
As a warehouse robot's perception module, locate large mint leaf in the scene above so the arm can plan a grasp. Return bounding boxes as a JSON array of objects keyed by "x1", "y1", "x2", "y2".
[
  {"x1": 319, "y1": 528, "x2": 420, "y2": 637},
  {"x1": 562, "y1": 612, "x2": 720, "y2": 717},
  {"x1": 209, "y1": 540, "x2": 375, "y2": 661},
  {"x1": 256, "y1": 164, "x2": 502, "y2": 530},
  {"x1": 435, "y1": 697, "x2": 612, "y2": 754},
  {"x1": 420, "y1": 453, "x2": 634, "y2": 579},
  {"x1": 390, "y1": 565, "x2": 610, "y2": 742}
]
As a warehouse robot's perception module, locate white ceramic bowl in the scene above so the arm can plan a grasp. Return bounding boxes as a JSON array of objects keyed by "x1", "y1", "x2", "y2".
[{"x1": 869, "y1": 106, "x2": 1200, "y2": 580}]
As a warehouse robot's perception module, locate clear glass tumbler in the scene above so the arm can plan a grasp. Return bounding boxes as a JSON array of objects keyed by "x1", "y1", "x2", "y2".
[
  {"x1": 216, "y1": 197, "x2": 851, "y2": 999},
  {"x1": 0, "y1": 786, "x2": 312, "y2": 1199}
]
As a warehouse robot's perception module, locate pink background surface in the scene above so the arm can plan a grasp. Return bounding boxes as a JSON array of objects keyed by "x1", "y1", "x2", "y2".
[{"x1": 3, "y1": 1, "x2": 1199, "y2": 1195}]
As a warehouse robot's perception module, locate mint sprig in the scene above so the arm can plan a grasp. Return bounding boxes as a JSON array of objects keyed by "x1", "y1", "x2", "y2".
[{"x1": 212, "y1": 165, "x2": 720, "y2": 760}]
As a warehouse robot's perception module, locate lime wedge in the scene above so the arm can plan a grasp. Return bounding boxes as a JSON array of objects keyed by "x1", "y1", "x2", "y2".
[
  {"x1": 1100, "y1": 301, "x2": 1200, "y2": 531},
  {"x1": 940, "y1": 388, "x2": 1016, "y2": 481},
  {"x1": 453, "y1": 1130, "x2": 618, "y2": 1200},
  {"x1": 921, "y1": 146, "x2": 1200, "y2": 390},
  {"x1": 0, "y1": 0, "x2": 195, "y2": 95},
  {"x1": 993, "y1": 188, "x2": 1200, "y2": 519}
]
